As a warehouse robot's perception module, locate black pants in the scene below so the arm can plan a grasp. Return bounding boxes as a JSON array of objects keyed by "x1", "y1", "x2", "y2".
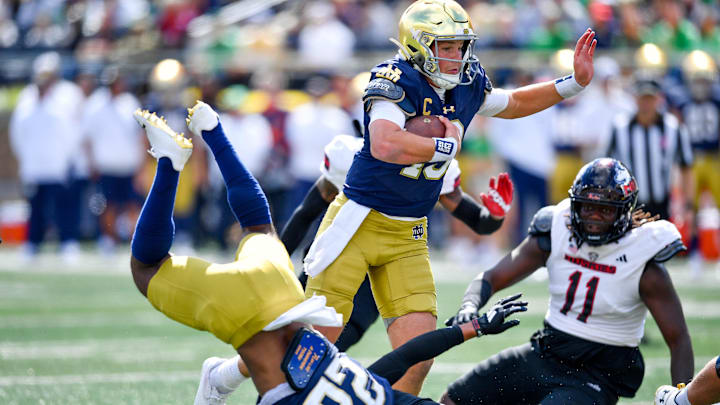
[
  {"x1": 446, "y1": 342, "x2": 618, "y2": 405},
  {"x1": 448, "y1": 322, "x2": 646, "y2": 405}
]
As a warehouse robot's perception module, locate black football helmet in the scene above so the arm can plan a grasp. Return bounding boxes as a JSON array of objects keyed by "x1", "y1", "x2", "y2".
[{"x1": 569, "y1": 158, "x2": 638, "y2": 246}]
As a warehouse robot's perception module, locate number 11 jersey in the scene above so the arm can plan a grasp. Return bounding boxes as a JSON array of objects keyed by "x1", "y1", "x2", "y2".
[{"x1": 544, "y1": 199, "x2": 682, "y2": 347}]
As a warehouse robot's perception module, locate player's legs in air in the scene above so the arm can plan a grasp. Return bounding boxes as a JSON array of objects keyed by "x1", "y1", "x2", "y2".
[
  {"x1": 130, "y1": 103, "x2": 310, "y2": 405},
  {"x1": 656, "y1": 356, "x2": 720, "y2": 405}
]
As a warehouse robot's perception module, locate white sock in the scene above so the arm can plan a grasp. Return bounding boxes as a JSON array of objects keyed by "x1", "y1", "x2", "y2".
[
  {"x1": 675, "y1": 389, "x2": 692, "y2": 405},
  {"x1": 209, "y1": 356, "x2": 247, "y2": 394}
]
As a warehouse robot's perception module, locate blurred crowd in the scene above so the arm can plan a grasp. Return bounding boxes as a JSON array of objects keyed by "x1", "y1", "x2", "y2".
[
  {"x1": 0, "y1": 0, "x2": 719, "y2": 61},
  {"x1": 0, "y1": 0, "x2": 719, "y2": 273}
]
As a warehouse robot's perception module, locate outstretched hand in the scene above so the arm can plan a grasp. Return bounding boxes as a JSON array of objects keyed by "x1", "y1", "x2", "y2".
[
  {"x1": 480, "y1": 173, "x2": 513, "y2": 219},
  {"x1": 573, "y1": 28, "x2": 597, "y2": 86},
  {"x1": 470, "y1": 294, "x2": 527, "y2": 336}
]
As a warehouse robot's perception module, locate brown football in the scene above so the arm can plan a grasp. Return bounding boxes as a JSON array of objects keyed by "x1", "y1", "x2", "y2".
[{"x1": 405, "y1": 115, "x2": 445, "y2": 138}]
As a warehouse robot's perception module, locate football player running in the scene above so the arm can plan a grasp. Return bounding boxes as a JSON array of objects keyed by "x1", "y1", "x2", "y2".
[
  {"x1": 127, "y1": 101, "x2": 528, "y2": 405},
  {"x1": 440, "y1": 158, "x2": 694, "y2": 405},
  {"x1": 287, "y1": 134, "x2": 513, "y2": 351},
  {"x1": 196, "y1": 133, "x2": 514, "y2": 399},
  {"x1": 656, "y1": 356, "x2": 720, "y2": 405},
  {"x1": 303, "y1": 0, "x2": 597, "y2": 395}
]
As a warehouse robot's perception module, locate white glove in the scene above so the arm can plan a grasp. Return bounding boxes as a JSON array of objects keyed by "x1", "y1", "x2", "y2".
[{"x1": 186, "y1": 100, "x2": 219, "y2": 136}]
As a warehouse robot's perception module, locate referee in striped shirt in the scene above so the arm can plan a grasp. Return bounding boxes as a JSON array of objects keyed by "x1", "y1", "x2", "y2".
[{"x1": 606, "y1": 75, "x2": 694, "y2": 220}]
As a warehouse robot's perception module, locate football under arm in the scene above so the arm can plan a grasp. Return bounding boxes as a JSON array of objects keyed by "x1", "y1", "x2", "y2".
[
  {"x1": 279, "y1": 177, "x2": 337, "y2": 256},
  {"x1": 367, "y1": 324, "x2": 476, "y2": 385},
  {"x1": 368, "y1": 119, "x2": 437, "y2": 164},
  {"x1": 439, "y1": 188, "x2": 503, "y2": 235},
  {"x1": 640, "y1": 260, "x2": 694, "y2": 385}
]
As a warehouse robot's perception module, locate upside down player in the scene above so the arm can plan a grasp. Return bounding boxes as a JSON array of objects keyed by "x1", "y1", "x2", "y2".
[
  {"x1": 302, "y1": 0, "x2": 597, "y2": 395},
  {"x1": 128, "y1": 100, "x2": 527, "y2": 405},
  {"x1": 441, "y1": 158, "x2": 694, "y2": 405}
]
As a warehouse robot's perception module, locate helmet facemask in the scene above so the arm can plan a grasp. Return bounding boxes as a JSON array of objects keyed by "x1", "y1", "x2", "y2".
[
  {"x1": 568, "y1": 158, "x2": 639, "y2": 247},
  {"x1": 570, "y1": 190, "x2": 627, "y2": 246},
  {"x1": 393, "y1": 0, "x2": 481, "y2": 90},
  {"x1": 410, "y1": 33, "x2": 480, "y2": 90}
]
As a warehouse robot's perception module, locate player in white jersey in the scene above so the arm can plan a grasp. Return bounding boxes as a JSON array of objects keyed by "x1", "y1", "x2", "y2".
[{"x1": 440, "y1": 158, "x2": 694, "y2": 405}]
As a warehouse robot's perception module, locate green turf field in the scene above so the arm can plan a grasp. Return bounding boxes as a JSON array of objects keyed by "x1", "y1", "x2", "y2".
[{"x1": 0, "y1": 247, "x2": 718, "y2": 404}]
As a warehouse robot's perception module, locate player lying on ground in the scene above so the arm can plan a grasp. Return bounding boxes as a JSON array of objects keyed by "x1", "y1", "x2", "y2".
[
  {"x1": 441, "y1": 158, "x2": 694, "y2": 405},
  {"x1": 301, "y1": 0, "x2": 596, "y2": 395},
  {"x1": 197, "y1": 132, "x2": 514, "y2": 400},
  {"x1": 656, "y1": 356, "x2": 720, "y2": 405},
  {"x1": 129, "y1": 101, "x2": 527, "y2": 405}
]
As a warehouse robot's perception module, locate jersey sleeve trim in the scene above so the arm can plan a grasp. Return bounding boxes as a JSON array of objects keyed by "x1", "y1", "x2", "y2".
[{"x1": 652, "y1": 239, "x2": 686, "y2": 262}]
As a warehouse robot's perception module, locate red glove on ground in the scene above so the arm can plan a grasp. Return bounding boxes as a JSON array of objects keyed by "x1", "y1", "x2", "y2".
[{"x1": 480, "y1": 172, "x2": 513, "y2": 219}]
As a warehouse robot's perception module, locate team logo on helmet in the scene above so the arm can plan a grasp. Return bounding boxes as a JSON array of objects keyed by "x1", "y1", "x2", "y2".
[{"x1": 392, "y1": 0, "x2": 480, "y2": 90}]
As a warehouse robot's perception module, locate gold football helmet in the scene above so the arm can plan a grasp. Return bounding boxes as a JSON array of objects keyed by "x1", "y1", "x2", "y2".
[
  {"x1": 392, "y1": 0, "x2": 479, "y2": 89},
  {"x1": 682, "y1": 49, "x2": 717, "y2": 100},
  {"x1": 682, "y1": 50, "x2": 717, "y2": 82}
]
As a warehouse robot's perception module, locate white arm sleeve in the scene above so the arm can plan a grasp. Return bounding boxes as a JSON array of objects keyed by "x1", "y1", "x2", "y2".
[
  {"x1": 476, "y1": 89, "x2": 510, "y2": 117},
  {"x1": 369, "y1": 100, "x2": 407, "y2": 128}
]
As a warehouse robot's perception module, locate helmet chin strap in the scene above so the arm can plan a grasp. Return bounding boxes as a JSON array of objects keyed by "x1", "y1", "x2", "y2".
[{"x1": 432, "y1": 72, "x2": 460, "y2": 90}]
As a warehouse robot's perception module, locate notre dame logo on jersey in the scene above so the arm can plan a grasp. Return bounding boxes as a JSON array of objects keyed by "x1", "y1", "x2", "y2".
[{"x1": 412, "y1": 224, "x2": 424, "y2": 240}]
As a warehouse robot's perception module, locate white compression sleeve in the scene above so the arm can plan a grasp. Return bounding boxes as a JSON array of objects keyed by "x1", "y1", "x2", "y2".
[{"x1": 369, "y1": 100, "x2": 407, "y2": 128}]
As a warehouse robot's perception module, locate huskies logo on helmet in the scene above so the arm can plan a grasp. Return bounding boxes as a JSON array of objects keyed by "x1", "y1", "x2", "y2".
[{"x1": 569, "y1": 158, "x2": 639, "y2": 246}]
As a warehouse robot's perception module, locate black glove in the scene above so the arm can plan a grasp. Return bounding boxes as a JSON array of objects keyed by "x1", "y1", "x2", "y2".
[{"x1": 469, "y1": 293, "x2": 527, "y2": 336}]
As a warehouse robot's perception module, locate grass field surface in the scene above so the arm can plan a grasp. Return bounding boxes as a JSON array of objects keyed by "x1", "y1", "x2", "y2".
[{"x1": 0, "y1": 247, "x2": 718, "y2": 404}]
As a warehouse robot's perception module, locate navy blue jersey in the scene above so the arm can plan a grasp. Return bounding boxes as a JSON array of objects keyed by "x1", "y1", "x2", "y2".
[
  {"x1": 343, "y1": 57, "x2": 491, "y2": 217},
  {"x1": 276, "y1": 340, "x2": 394, "y2": 405},
  {"x1": 678, "y1": 99, "x2": 720, "y2": 152}
]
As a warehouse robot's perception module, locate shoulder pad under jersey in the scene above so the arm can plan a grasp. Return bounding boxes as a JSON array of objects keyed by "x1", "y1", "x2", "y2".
[
  {"x1": 652, "y1": 239, "x2": 686, "y2": 262},
  {"x1": 528, "y1": 205, "x2": 555, "y2": 252},
  {"x1": 363, "y1": 78, "x2": 416, "y2": 116},
  {"x1": 638, "y1": 219, "x2": 685, "y2": 262}
]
